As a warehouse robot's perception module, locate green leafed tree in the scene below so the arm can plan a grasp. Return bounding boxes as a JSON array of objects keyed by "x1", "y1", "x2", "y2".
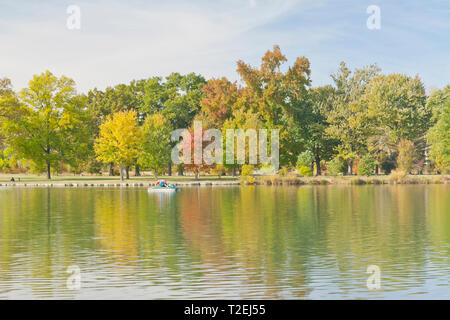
[
  {"x1": 303, "y1": 85, "x2": 339, "y2": 175},
  {"x1": 139, "y1": 114, "x2": 173, "y2": 178},
  {"x1": 427, "y1": 85, "x2": 450, "y2": 173},
  {"x1": 357, "y1": 153, "x2": 376, "y2": 176},
  {"x1": 326, "y1": 62, "x2": 381, "y2": 174},
  {"x1": 0, "y1": 71, "x2": 89, "y2": 179},
  {"x1": 364, "y1": 74, "x2": 430, "y2": 142}
]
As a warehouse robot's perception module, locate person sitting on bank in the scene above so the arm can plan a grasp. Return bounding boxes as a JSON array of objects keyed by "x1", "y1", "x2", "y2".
[{"x1": 10, "y1": 177, "x2": 15, "y2": 182}]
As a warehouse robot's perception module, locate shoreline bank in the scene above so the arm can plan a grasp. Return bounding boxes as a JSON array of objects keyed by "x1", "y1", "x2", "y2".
[{"x1": 0, "y1": 174, "x2": 448, "y2": 187}]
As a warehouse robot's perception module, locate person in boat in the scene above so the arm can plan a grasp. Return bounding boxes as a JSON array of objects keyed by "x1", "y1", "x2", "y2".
[{"x1": 156, "y1": 180, "x2": 168, "y2": 187}]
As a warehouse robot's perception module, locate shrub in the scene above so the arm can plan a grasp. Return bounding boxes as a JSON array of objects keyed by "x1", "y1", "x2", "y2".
[
  {"x1": 240, "y1": 175, "x2": 256, "y2": 185},
  {"x1": 277, "y1": 167, "x2": 289, "y2": 176},
  {"x1": 327, "y1": 157, "x2": 346, "y2": 176},
  {"x1": 241, "y1": 164, "x2": 254, "y2": 176},
  {"x1": 434, "y1": 154, "x2": 449, "y2": 174},
  {"x1": 357, "y1": 154, "x2": 376, "y2": 176},
  {"x1": 389, "y1": 169, "x2": 407, "y2": 183},
  {"x1": 297, "y1": 151, "x2": 314, "y2": 168},
  {"x1": 298, "y1": 165, "x2": 312, "y2": 177},
  {"x1": 211, "y1": 164, "x2": 225, "y2": 178},
  {"x1": 397, "y1": 140, "x2": 416, "y2": 173}
]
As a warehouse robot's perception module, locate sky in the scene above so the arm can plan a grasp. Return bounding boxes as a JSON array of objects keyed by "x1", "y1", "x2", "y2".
[{"x1": 0, "y1": 0, "x2": 449, "y2": 93}]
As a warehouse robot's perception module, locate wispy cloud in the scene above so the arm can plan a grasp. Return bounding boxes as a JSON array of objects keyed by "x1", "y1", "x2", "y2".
[{"x1": 0, "y1": 0, "x2": 448, "y2": 92}]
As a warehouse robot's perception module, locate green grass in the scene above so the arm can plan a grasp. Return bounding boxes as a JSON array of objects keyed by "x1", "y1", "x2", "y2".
[
  {"x1": 0, "y1": 173, "x2": 447, "y2": 185},
  {"x1": 0, "y1": 173, "x2": 238, "y2": 184}
]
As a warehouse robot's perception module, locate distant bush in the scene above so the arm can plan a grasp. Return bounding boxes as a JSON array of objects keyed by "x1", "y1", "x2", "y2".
[
  {"x1": 357, "y1": 154, "x2": 376, "y2": 176},
  {"x1": 240, "y1": 175, "x2": 256, "y2": 185},
  {"x1": 241, "y1": 164, "x2": 254, "y2": 176},
  {"x1": 297, "y1": 151, "x2": 314, "y2": 168},
  {"x1": 397, "y1": 140, "x2": 416, "y2": 173},
  {"x1": 211, "y1": 164, "x2": 225, "y2": 178},
  {"x1": 433, "y1": 155, "x2": 449, "y2": 174},
  {"x1": 298, "y1": 165, "x2": 312, "y2": 177},
  {"x1": 327, "y1": 157, "x2": 346, "y2": 175},
  {"x1": 277, "y1": 167, "x2": 289, "y2": 176},
  {"x1": 389, "y1": 169, "x2": 407, "y2": 183}
]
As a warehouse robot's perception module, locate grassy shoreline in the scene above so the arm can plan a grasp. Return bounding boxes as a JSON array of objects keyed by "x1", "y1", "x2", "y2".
[{"x1": 0, "y1": 173, "x2": 448, "y2": 186}]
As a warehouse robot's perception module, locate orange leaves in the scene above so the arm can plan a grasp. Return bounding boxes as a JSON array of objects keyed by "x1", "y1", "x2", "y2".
[{"x1": 200, "y1": 78, "x2": 239, "y2": 127}]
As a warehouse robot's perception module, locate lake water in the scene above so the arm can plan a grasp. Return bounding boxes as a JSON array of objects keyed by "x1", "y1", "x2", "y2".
[{"x1": 0, "y1": 185, "x2": 448, "y2": 299}]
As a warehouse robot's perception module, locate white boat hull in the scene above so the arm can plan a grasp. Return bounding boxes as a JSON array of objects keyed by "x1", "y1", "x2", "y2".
[{"x1": 148, "y1": 187, "x2": 179, "y2": 193}]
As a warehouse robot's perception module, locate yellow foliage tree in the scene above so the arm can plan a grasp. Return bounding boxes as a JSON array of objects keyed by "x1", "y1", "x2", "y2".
[{"x1": 95, "y1": 110, "x2": 142, "y2": 181}]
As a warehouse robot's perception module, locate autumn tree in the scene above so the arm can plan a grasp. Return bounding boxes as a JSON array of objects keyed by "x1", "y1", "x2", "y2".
[
  {"x1": 178, "y1": 124, "x2": 215, "y2": 180},
  {"x1": 236, "y1": 45, "x2": 311, "y2": 166},
  {"x1": 200, "y1": 77, "x2": 239, "y2": 127},
  {"x1": 95, "y1": 110, "x2": 142, "y2": 181}
]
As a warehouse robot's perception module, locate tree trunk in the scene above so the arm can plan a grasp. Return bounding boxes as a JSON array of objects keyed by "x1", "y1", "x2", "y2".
[
  {"x1": 168, "y1": 163, "x2": 172, "y2": 176},
  {"x1": 195, "y1": 172, "x2": 200, "y2": 180},
  {"x1": 119, "y1": 164, "x2": 124, "y2": 181},
  {"x1": 315, "y1": 155, "x2": 321, "y2": 176},
  {"x1": 46, "y1": 162, "x2": 51, "y2": 180},
  {"x1": 126, "y1": 166, "x2": 130, "y2": 180},
  {"x1": 154, "y1": 169, "x2": 158, "y2": 180},
  {"x1": 135, "y1": 164, "x2": 141, "y2": 177},
  {"x1": 232, "y1": 167, "x2": 236, "y2": 177},
  {"x1": 375, "y1": 164, "x2": 379, "y2": 175},
  {"x1": 109, "y1": 162, "x2": 114, "y2": 176}
]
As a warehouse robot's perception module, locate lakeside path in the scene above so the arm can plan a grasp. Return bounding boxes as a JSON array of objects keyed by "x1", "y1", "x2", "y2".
[
  {"x1": 0, "y1": 174, "x2": 448, "y2": 187},
  {"x1": 0, "y1": 174, "x2": 239, "y2": 187}
]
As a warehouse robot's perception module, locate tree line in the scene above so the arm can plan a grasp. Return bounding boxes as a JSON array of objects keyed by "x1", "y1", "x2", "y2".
[{"x1": 0, "y1": 45, "x2": 448, "y2": 180}]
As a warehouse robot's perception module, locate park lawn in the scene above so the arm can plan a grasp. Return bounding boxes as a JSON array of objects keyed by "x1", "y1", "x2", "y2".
[
  {"x1": 0, "y1": 173, "x2": 238, "y2": 184},
  {"x1": 0, "y1": 173, "x2": 447, "y2": 185}
]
